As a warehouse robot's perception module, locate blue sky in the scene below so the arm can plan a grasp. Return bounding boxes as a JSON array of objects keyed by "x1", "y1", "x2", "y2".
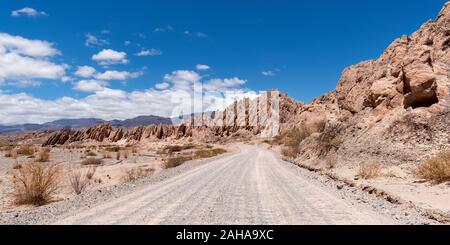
[{"x1": 0, "y1": 0, "x2": 447, "y2": 124}]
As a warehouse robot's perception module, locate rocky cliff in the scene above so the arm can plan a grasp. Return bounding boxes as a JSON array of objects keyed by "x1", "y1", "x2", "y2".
[
  {"x1": 282, "y1": 2, "x2": 450, "y2": 166},
  {"x1": 42, "y1": 90, "x2": 296, "y2": 146}
]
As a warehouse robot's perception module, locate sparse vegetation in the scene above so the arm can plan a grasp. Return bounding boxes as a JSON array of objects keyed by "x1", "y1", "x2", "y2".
[
  {"x1": 68, "y1": 169, "x2": 89, "y2": 195},
  {"x1": 357, "y1": 160, "x2": 382, "y2": 179},
  {"x1": 102, "y1": 150, "x2": 111, "y2": 159},
  {"x1": 317, "y1": 123, "x2": 344, "y2": 156},
  {"x1": 414, "y1": 150, "x2": 450, "y2": 184},
  {"x1": 122, "y1": 167, "x2": 155, "y2": 182},
  {"x1": 86, "y1": 167, "x2": 97, "y2": 180},
  {"x1": 193, "y1": 148, "x2": 226, "y2": 159},
  {"x1": 81, "y1": 158, "x2": 103, "y2": 165},
  {"x1": 163, "y1": 156, "x2": 192, "y2": 169},
  {"x1": 162, "y1": 148, "x2": 226, "y2": 169},
  {"x1": 106, "y1": 146, "x2": 121, "y2": 152},
  {"x1": 16, "y1": 145, "x2": 35, "y2": 156},
  {"x1": 4, "y1": 148, "x2": 17, "y2": 158},
  {"x1": 281, "y1": 147, "x2": 296, "y2": 158},
  {"x1": 325, "y1": 154, "x2": 338, "y2": 169},
  {"x1": 11, "y1": 162, "x2": 62, "y2": 206},
  {"x1": 12, "y1": 160, "x2": 22, "y2": 170},
  {"x1": 36, "y1": 147, "x2": 51, "y2": 162},
  {"x1": 279, "y1": 126, "x2": 313, "y2": 158}
]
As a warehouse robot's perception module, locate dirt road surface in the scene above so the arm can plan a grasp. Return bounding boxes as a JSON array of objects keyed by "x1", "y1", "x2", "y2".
[{"x1": 50, "y1": 145, "x2": 397, "y2": 225}]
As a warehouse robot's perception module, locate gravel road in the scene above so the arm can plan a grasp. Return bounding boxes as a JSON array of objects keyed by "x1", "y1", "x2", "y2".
[{"x1": 49, "y1": 145, "x2": 402, "y2": 225}]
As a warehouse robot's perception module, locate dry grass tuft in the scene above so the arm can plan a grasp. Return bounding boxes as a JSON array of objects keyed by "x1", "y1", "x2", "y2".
[
  {"x1": 16, "y1": 145, "x2": 35, "y2": 156},
  {"x1": 357, "y1": 160, "x2": 382, "y2": 179},
  {"x1": 414, "y1": 150, "x2": 450, "y2": 184},
  {"x1": 325, "y1": 154, "x2": 338, "y2": 170},
  {"x1": 86, "y1": 167, "x2": 97, "y2": 180},
  {"x1": 11, "y1": 162, "x2": 62, "y2": 206},
  {"x1": 4, "y1": 148, "x2": 17, "y2": 158},
  {"x1": 68, "y1": 170, "x2": 89, "y2": 195},
  {"x1": 36, "y1": 148, "x2": 51, "y2": 162},
  {"x1": 163, "y1": 156, "x2": 192, "y2": 169},
  {"x1": 81, "y1": 158, "x2": 103, "y2": 166},
  {"x1": 193, "y1": 148, "x2": 226, "y2": 159},
  {"x1": 122, "y1": 167, "x2": 155, "y2": 182},
  {"x1": 281, "y1": 147, "x2": 297, "y2": 158}
]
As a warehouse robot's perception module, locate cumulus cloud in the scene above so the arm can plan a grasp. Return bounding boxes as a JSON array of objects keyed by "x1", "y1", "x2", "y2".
[
  {"x1": 73, "y1": 80, "x2": 107, "y2": 93},
  {"x1": 11, "y1": 7, "x2": 47, "y2": 17},
  {"x1": 184, "y1": 31, "x2": 207, "y2": 38},
  {"x1": 135, "y1": 49, "x2": 162, "y2": 57},
  {"x1": 94, "y1": 70, "x2": 142, "y2": 80},
  {"x1": 196, "y1": 64, "x2": 210, "y2": 71},
  {"x1": 153, "y1": 25, "x2": 174, "y2": 32},
  {"x1": 155, "y1": 82, "x2": 170, "y2": 90},
  {"x1": 92, "y1": 49, "x2": 128, "y2": 66},
  {"x1": 0, "y1": 69, "x2": 258, "y2": 125},
  {"x1": 0, "y1": 33, "x2": 65, "y2": 84},
  {"x1": 262, "y1": 70, "x2": 276, "y2": 76},
  {"x1": 74, "y1": 66, "x2": 96, "y2": 78},
  {"x1": 85, "y1": 33, "x2": 109, "y2": 47}
]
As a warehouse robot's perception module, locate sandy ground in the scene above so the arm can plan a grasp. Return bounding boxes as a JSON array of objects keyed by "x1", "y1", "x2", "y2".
[
  {"x1": 0, "y1": 145, "x2": 162, "y2": 211},
  {"x1": 49, "y1": 145, "x2": 399, "y2": 225}
]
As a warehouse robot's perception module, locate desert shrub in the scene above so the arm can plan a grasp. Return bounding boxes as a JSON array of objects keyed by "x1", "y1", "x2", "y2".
[
  {"x1": 81, "y1": 158, "x2": 103, "y2": 165},
  {"x1": 282, "y1": 126, "x2": 312, "y2": 148},
  {"x1": 106, "y1": 146, "x2": 121, "y2": 152},
  {"x1": 194, "y1": 148, "x2": 226, "y2": 159},
  {"x1": 11, "y1": 162, "x2": 62, "y2": 206},
  {"x1": 4, "y1": 149, "x2": 17, "y2": 158},
  {"x1": 357, "y1": 160, "x2": 382, "y2": 179},
  {"x1": 131, "y1": 147, "x2": 138, "y2": 154},
  {"x1": 68, "y1": 170, "x2": 89, "y2": 195},
  {"x1": 163, "y1": 156, "x2": 192, "y2": 169},
  {"x1": 16, "y1": 145, "x2": 35, "y2": 156},
  {"x1": 102, "y1": 150, "x2": 111, "y2": 159},
  {"x1": 158, "y1": 144, "x2": 196, "y2": 154},
  {"x1": 86, "y1": 167, "x2": 96, "y2": 180},
  {"x1": 122, "y1": 167, "x2": 155, "y2": 182},
  {"x1": 281, "y1": 147, "x2": 296, "y2": 158},
  {"x1": 414, "y1": 150, "x2": 450, "y2": 183},
  {"x1": 325, "y1": 154, "x2": 338, "y2": 169},
  {"x1": 116, "y1": 151, "x2": 121, "y2": 160},
  {"x1": 317, "y1": 123, "x2": 344, "y2": 156},
  {"x1": 85, "y1": 150, "x2": 97, "y2": 157},
  {"x1": 36, "y1": 148, "x2": 51, "y2": 162},
  {"x1": 12, "y1": 160, "x2": 22, "y2": 170}
]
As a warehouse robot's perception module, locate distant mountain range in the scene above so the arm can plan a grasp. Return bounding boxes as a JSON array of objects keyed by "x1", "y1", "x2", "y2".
[{"x1": 0, "y1": 115, "x2": 173, "y2": 135}]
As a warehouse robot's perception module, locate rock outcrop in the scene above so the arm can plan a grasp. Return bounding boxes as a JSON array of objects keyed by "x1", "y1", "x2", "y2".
[
  {"x1": 282, "y1": 2, "x2": 450, "y2": 166},
  {"x1": 42, "y1": 90, "x2": 292, "y2": 146}
]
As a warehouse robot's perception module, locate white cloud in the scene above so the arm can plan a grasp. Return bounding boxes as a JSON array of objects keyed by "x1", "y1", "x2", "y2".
[
  {"x1": 196, "y1": 64, "x2": 210, "y2": 71},
  {"x1": 124, "y1": 41, "x2": 132, "y2": 46},
  {"x1": 61, "y1": 76, "x2": 74, "y2": 83},
  {"x1": 153, "y1": 25, "x2": 174, "y2": 32},
  {"x1": 0, "y1": 33, "x2": 59, "y2": 57},
  {"x1": 184, "y1": 31, "x2": 207, "y2": 38},
  {"x1": 74, "y1": 66, "x2": 96, "y2": 78},
  {"x1": 262, "y1": 70, "x2": 276, "y2": 76},
  {"x1": 203, "y1": 78, "x2": 247, "y2": 91},
  {"x1": 85, "y1": 33, "x2": 109, "y2": 47},
  {"x1": 92, "y1": 49, "x2": 128, "y2": 66},
  {"x1": 94, "y1": 70, "x2": 142, "y2": 80},
  {"x1": 136, "y1": 49, "x2": 162, "y2": 57},
  {"x1": 155, "y1": 82, "x2": 170, "y2": 90},
  {"x1": 0, "y1": 69, "x2": 257, "y2": 125},
  {"x1": 73, "y1": 80, "x2": 107, "y2": 93},
  {"x1": 0, "y1": 33, "x2": 65, "y2": 84},
  {"x1": 100, "y1": 30, "x2": 111, "y2": 34},
  {"x1": 11, "y1": 7, "x2": 47, "y2": 17}
]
